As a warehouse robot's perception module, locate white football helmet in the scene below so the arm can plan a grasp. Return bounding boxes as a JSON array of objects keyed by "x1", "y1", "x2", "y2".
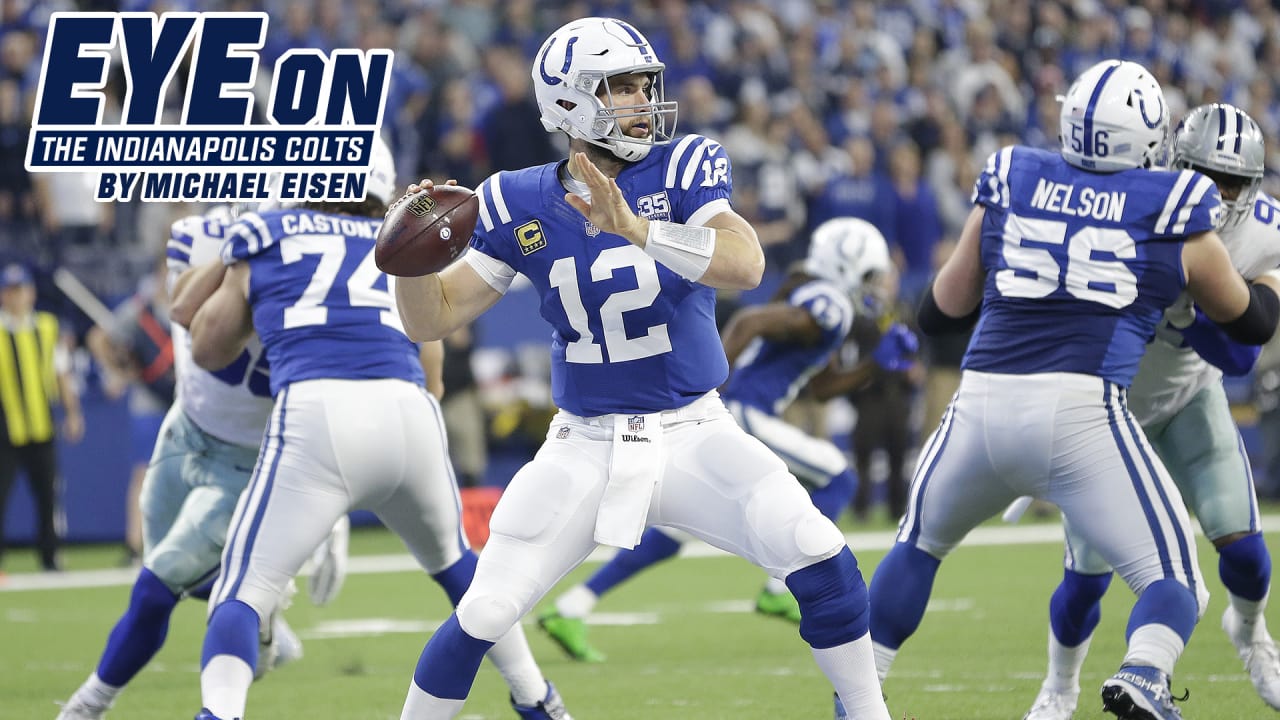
[
  {"x1": 532, "y1": 17, "x2": 677, "y2": 162},
  {"x1": 1059, "y1": 59, "x2": 1168, "y2": 172},
  {"x1": 803, "y1": 218, "x2": 891, "y2": 299},
  {"x1": 1170, "y1": 103, "x2": 1265, "y2": 230}
]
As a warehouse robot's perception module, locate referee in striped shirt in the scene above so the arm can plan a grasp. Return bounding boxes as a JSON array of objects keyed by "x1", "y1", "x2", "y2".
[{"x1": 0, "y1": 263, "x2": 83, "y2": 573}]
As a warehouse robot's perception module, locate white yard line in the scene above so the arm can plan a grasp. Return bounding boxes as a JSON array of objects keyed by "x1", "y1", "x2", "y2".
[{"x1": 2, "y1": 515, "x2": 1269, "y2": 593}]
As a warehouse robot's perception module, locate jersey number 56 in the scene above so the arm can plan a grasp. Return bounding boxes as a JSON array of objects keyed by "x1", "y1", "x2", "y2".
[{"x1": 997, "y1": 211, "x2": 1138, "y2": 308}]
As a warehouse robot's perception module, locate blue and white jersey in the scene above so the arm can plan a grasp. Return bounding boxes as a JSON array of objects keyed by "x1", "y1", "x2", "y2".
[
  {"x1": 222, "y1": 209, "x2": 424, "y2": 395},
  {"x1": 463, "y1": 134, "x2": 734, "y2": 416},
  {"x1": 1129, "y1": 191, "x2": 1280, "y2": 425},
  {"x1": 962, "y1": 146, "x2": 1222, "y2": 387},
  {"x1": 723, "y1": 279, "x2": 853, "y2": 415},
  {"x1": 166, "y1": 212, "x2": 273, "y2": 447}
]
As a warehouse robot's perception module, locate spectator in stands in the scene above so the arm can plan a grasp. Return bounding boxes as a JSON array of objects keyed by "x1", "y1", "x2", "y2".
[
  {"x1": 886, "y1": 140, "x2": 941, "y2": 303},
  {"x1": 481, "y1": 46, "x2": 558, "y2": 172}
]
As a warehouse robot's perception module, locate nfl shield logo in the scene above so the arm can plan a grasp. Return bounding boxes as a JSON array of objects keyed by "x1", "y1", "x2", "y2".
[
  {"x1": 627, "y1": 415, "x2": 644, "y2": 433},
  {"x1": 556, "y1": 425, "x2": 570, "y2": 439},
  {"x1": 585, "y1": 221, "x2": 601, "y2": 237}
]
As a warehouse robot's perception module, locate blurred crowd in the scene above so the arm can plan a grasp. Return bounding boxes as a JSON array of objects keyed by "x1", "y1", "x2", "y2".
[{"x1": 5, "y1": 0, "x2": 1280, "y2": 529}]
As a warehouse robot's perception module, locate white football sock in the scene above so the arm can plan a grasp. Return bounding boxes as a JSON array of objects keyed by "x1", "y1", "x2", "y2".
[
  {"x1": 1043, "y1": 627, "x2": 1091, "y2": 694},
  {"x1": 1229, "y1": 591, "x2": 1269, "y2": 640},
  {"x1": 554, "y1": 584, "x2": 598, "y2": 619},
  {"x1": 73, "y1": 672, "x2": 120, "y2": 708},
  {"x1": 400, "y1": 682, "x2": 465, "y2": 720},
  {"x1": 200, "y1": 654, "x2": 254, "y2": 720},
  {"x1": 872, "y1": 641, "x2": 897, "y2": 683},
  {"x1": 485, "y1": 622, "x2": 547, "y2": 706},
  {"x1": 1123, "y1": 623, "x2": 1185, "y2": 675},
  {"x1": 764, "y1": 575, "x2": 788, "y2": 594},
  {"x1": 813, "y1": 633, "x2": 892, "y2": 720}
]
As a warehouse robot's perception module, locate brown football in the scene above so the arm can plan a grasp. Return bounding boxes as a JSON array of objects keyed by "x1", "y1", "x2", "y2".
[{"x1": 375, "y1": 185, "x2": 479, "y2": 277}]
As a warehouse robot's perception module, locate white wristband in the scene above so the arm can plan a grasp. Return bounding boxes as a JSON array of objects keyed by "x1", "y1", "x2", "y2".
[{"x1": 644, "y1": 220, "x2": 715, "y2": 282}]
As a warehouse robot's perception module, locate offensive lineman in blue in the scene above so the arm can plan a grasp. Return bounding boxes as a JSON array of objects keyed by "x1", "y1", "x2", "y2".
[
  {"x1": 186, "y1": 139, "x2": 570, "y2": 720},
  {"x1": 394, "y1": 17, "x2": 891, "y2": 720},
  {"x1": 866, "y1": 60, "x2": 1280, "y2": 720},
  {"x1": 1023, "y1": 104, "x2": 1280, "y2": 719}
]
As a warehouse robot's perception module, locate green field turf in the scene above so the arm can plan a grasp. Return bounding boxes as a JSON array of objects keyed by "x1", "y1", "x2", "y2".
[{"x1": 1, "y1": 520, "x2": 1277, "y2": 720}]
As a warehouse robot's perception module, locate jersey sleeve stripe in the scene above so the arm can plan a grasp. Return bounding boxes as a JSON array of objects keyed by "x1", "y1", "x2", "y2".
[
  {"x1": 1171, "y1": 174, "x2": 1215, "y2": 234},
  {"x1": 166, "y1": 239, "x2": 192, "y2": 259},
  {"x1": 664, "y1": 135, "x2": 701, "y2": 188},
  {"x1": 996, "y1": 146, "x2": 1013, "y2": 208},
  {"x1": 985, "y1": 149, "x2": 1003, "y2": 206},
  {"x1": 1154, "y1": 170, "x2": 1194, "y2": 234},
  {"x1": 168, "y1": 232, "x2": 192, "y2": 250},
  {"x1": 243, "y1": 213, "x2": 273, "y2": 255},
  {"x1": 488, "y1": 172, "x2": 513, "y2": 224},
  {"x1": 686, "y1": 198, "x2": 731, "y2": 227},
  {"x1": 477, "y1": 179, "x2": 496, "y2": 232},
  {"x1": 461, "y1": 248, "x2": 517, "y2": 294},
  {"x1": 679, "y1": 139, "x2": 712, "y2": 190}
]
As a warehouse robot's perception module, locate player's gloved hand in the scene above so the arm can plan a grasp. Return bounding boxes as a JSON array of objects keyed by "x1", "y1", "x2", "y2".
[
  {"x1": 872, "y1": 323, "x2": 919, "y2": 372},
  {"x1": 1180, "y1": 306, "x2": 1262, "y2": 376},
  {"x1": 308, "y1": 515, "x2": 350, "y2": 606}
]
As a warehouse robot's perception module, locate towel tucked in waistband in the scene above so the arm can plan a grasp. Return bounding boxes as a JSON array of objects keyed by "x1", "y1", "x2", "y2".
[{"x1": 594, "y1": 411, "x2": 665, "y2": 549}]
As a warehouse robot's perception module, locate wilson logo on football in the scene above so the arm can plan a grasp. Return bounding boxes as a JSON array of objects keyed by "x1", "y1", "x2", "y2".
[{"x1": 407, "y1": 195, "x2": 437, "y2": 217}]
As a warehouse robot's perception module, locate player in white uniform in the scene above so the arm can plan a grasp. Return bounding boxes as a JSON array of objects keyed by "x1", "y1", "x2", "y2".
[
  {"x1": 865, "y1": 60, "x2": 1280, "y2": 720},
  {"x1": 537, "y1": 218, "x2": 918, "y2": 661},
  {"x1": 394, "y1": 17, "x2": 891, "y2": 720},
  {"x1": 1024, "y1": 104, "x2": 1280, "y2": 719},
  {"x1": 54, "y1": 206, "x2": 347, "y2": 720},
  {"x1": 189, "y1": 138, "x2": 569, "y2": 720}
]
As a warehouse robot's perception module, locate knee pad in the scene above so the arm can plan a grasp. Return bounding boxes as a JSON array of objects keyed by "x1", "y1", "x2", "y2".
[
  {"x1": 785, "y1": 548, "x2": 869, "y2": 649},
  {"x1": 1218, "y1": 532, "x2": 1272, "y2": 603},
  {"x1": 456, "y1": 591, "x2": 525, "y2": 642},
  {"x1": 746, "y1": 474, "x2": 845, "y2": 575}
]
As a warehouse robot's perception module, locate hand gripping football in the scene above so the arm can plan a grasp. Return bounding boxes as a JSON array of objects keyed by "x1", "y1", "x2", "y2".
[{"x1": 375, "y1": 185, "x2": 479, "y2": 276}]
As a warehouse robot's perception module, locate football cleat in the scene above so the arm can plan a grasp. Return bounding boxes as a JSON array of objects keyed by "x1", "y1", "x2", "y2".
[
  {"x1": 537, "y1": 610, "x2": 605, "y2": 663},
  {"x1": 754, "y1": 588, "x2": 802, "y2": 624},
  {"x1": 255, "y1": 612, "x2": 304, "y2": 680},
  {"x1": 193, "y1": 710, "x2": 238, "y2": 720},
  {"x1": 55, "y1": 696, "x2": 110, "y2": 720},
  {"x1": 1223, "y1": 605, "x2": 1280, "y2": 709},
  {"x1": 1023, "y1": 685, "x2": 1078, "y2": 720},
  {"x1": 511, "y1": 681, "x2": 573, "y2": 720},
  {"x1": 1100, "y1": 665, "x2": 1184, "y2": 719}
]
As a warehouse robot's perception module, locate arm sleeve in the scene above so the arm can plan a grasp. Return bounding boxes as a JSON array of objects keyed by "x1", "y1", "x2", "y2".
[
  {"x1": 1181, "y1": 308, "x2": 1263, "y2": 376},
  {"x1": 917, "y1": 283, "x2": 981, "y2": 336},
  {"x1": 1214, "y1": 283, "x2": 1280, "y2": 347}
]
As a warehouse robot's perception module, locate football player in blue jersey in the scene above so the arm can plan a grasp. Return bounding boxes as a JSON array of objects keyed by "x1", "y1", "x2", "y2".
[
  {"x1": 54, "y1": 204, "x2": 351, "y2": 720},
  {"x1": 186, "y1": 138, "x2": 570, "y2": 720},
  {"x1": 863, "y1": 60, "x2": 1280, "y2": 720},
  {"x1": 1022, "y1": 103, "x2": 1280, "y2": 720},
  {"x1": 393, "y1": 16, "x2": 892, "y2": 720},
  {"x1": 536, "y1": 217, "x2": 918, "y2": 661}
]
